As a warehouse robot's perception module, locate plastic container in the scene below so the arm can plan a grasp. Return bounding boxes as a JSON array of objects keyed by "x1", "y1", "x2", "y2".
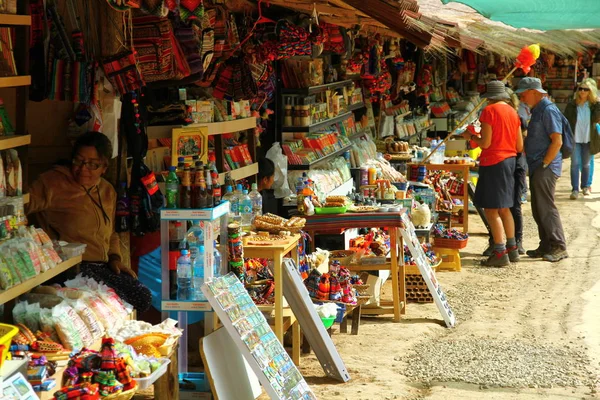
[
  {"x1": 177, "y1": 250, "x2": 192, "y2": 300},
  {"x1": 60, "y1": 243, "x2": 87, "y2": 259},
  {"x1": 432, "y1": 237, "x2": 469, "y2": 249},
  {"x1": 320, "y1": 316, "x2": 336, "y2": 329},
  {"x1": 314, "y1": 206, "x2": 347, "y2": 215},
  {"x1": 135, "y1": 358, "x2": 171, "y2": 390},
  {"x1": 0, "y1": 323, "x2": 18, "y2": 368}
]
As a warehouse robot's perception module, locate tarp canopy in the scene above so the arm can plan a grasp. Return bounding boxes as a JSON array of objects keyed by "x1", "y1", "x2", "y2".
[{"x1": 441, "y1": 0, "x2": 600, "y2": 30}]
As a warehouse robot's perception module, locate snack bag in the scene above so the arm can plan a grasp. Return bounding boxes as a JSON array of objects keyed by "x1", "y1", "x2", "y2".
[
  {"x1": 24, "y1": 302, "x2": 41, "y2": 332},
  {"x1": 52, "y1": 302, "x2": 93, "y2": 350},
  {"x1": 12, "y1": 301, "x2": 27, "y2": 325},
  {"x1": 39, "y1": 308, "x2": 60, "y2": 343},
  {"x1": 71, "y1": 299, "x2": 104, "y2": 340},
  {"x1": 36, "y1": 228, "x2": 52, "y2": 247},
  {"x1": 80, "y1": 292, "x2": 115, "y2": 331},
  {"x1": 0, "y1": 254, "x2": 14, "y2": 289}
]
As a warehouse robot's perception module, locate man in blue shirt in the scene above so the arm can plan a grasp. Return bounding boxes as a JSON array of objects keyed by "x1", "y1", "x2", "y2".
[{"x1": 516, "y1": 77, "x2": 568, "y2": 262}]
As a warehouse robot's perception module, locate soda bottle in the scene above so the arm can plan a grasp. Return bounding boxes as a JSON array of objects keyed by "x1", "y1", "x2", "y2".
[
  {"x1": 176, "y1": 157, "x2": 185, "y2": 182},
  {"x1": 249, "y1": 183, "x2": 262, "y2": 218},
  {"x1": 232, "y1": 184, "x2": 243, "y2": 222},
  {"x1": 180, "y1": 166, "x2": 193, "y2": 209},
  {"x1": 165, "y1": 166, "x2": 179, "y2": 208},
  {"x1": 211, "y1": 166, "x2": 222, "y2": 205},
  {"x1": 205, "y1": 168, "x2": 214, "y2": 209},
  {"x1": 115, "y1": 182, "x2": 130, "y2": 232},
  {"x1": 193, "y1": 165, "x2": 207, "y2": 209}
]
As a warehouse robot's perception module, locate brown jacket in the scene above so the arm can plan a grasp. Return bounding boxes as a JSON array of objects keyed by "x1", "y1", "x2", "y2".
[{"x1": 26, "y1": 166, "x2": 121, "y2": 263}]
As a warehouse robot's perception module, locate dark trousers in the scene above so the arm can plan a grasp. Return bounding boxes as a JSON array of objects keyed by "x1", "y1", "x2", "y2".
[
  {"x1": 530, "y1": 167, "x2": 567, "y2": 251},
  {"x1": 510, "y1": 154, "x2": 527, "y2": 242}
]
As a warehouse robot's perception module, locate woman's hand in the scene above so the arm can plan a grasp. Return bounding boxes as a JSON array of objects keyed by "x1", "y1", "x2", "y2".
[{"x1": 109, "y1": 259, "x2": 138, "y2": 279}]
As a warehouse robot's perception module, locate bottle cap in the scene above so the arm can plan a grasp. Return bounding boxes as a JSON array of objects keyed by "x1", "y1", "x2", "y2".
[
  {"x1": 236, "y1": 184, "x2": 243, "y2": 190},
  {"x1": 243, "y1": 189, "x2": 248, "y2": 194},
  {"x1": 226, "y1": 185, "x2": 233, "y2": 192},
  {"x1": 169, "y1": 166, "x2": 176, "y2": 172},
  {"x1": 198, "y1": 245, "x2": 205, "y2": 253},
  {"x1": 178, "y1": 157, "x2": 185, "y2": 162},
  {"x1": 181, "y1": 250, "x2": 189, "y2": 255},
  {"x1": 251, "y1": 183, "x2": 258, "y2": 190}
]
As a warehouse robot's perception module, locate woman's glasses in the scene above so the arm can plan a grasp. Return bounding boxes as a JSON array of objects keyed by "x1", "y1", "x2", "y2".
[
  {"x1": 578, "y1": 87, "x2": 591, "y2": 92},
  {"x1": 72, "y1": 158, "x2": 105, "y2": 171}
]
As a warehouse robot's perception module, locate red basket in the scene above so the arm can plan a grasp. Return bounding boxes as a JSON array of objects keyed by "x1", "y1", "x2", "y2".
[{"x1": 432, "y1": 237, "x2": 468, "y2": 249}]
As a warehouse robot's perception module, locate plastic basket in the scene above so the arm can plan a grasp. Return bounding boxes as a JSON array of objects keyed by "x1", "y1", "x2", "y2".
[
  {"x1": 315, "y1": 206, "x2": 347, "y2": 215},
  {"x1": 135, "y1": 358, "x2": 171, "y2": 390},
  {"x1": 0, "y1": 323, "x2": 18, "y2": 369},
  {"x1": 432, "y1": 237, "x2": 468, "y2": 249}
]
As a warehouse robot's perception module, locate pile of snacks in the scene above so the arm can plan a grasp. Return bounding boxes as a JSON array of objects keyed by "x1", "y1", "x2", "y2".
[
  {"x1": 0, "y1": 226, "x2": 64, "y2": 290},
  {"x1": 244, "y1": 258, "x2": 275, "y2": 305},
  {"x1": 108, "y1": 319, "x2": 181, "y2": 358},
  {"x1": 114, "y1": 342, "x2": 167, "y2": 379},
  {"x1": 51, "y1": 338, "x2": 136, "y2": 399},
  {"x1": 11, "y1": 277, "x2": 132, "y2": 352},
  {"x1": 253, "y1": 214, "x2": 306, "y2": 234},
  {"x1": 349, "y1": 229, "x2": 390, "y2": 262}
]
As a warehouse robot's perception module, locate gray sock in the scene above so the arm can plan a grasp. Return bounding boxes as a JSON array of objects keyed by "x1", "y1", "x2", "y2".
[
  {"x1": 494, "y1": 243, "x2": 506, "y2": 253},
  {"x1": 507, "y1": 237, "x2": 517, "y2": 247}
]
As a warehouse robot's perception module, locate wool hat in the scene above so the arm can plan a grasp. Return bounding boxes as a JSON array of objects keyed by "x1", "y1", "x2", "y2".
[
  {"x1": 515, "y1": 77, "x2": 547, "y2": 94},
  {"x1": 482, "y1": 80, "x2": 510, "y2": 101}
]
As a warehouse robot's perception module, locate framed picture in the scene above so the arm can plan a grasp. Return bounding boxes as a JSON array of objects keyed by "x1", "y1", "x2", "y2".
[{"x1": 171, "y1": 126, "x2": 209, "y2": 167}]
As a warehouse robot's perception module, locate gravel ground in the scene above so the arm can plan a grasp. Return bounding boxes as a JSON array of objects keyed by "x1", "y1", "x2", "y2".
[{"x1": 401, "y1": 338, "x2": 592, "y2": 389}]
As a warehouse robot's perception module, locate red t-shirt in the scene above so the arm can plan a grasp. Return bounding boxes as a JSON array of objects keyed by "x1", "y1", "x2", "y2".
[{"x1": 478, "y1": 103, "x2": 520, "y2": 166}]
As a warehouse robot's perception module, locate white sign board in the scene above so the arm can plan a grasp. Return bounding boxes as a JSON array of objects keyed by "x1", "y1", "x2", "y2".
[{"x1": 400, "y1": 214, "x2": 456, "y2": 327}]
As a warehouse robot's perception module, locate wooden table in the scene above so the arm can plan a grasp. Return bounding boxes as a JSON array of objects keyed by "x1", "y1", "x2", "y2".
[
  {"x1": 243, "y1": 235, "x2": 300, "y2": 345},
  {"x1": 304, "y1": 211, "x2": 406, "y2": 322},
  {"x1": 409, "y1": 163, "x2": 472, "y2": 233}
]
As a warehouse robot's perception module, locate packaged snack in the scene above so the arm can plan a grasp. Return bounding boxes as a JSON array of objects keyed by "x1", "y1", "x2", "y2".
[
  {"x1": 43, "y1": 247, "x2": 62, "y2": 266},
  {"x1": 37, "y1": 229, "x2": 52, "y2": 247},
  {"x1": 52, "y1": 302, "x2": 93, "y2": 350},
  {"x1": 80, "y1": 292, "x2": 115, "y2": 331},
  {"x1": 8, "y1": 247, "x2": 36, "y2": 281},
  {"x1": 24, "y1": 302, "x2": 41, "y2": 332},
  {"x1": 0, "y1": 254, "x2": 13, "y2": 289},
  {"x1": 96, "y1": 284, "x2": 131, "y2": 319},
  {"x1": 29, "y1": 226, "x2": 42, "y2": 246},
  {"x1": 12, "y1": 301, "x2": 27, "y2": 325},
  {"x1": 71, "y1": 299, "x2": 104, "y2": 340},
  {"x1": 1, "y1": 254, "x2": 20, "y2": 286},
  {"x1": 5, "y1": 149, "x2": 22, "y2": 196},
  {"x1": 39, "y1": 308, "x2": 60, "y2": 343},
  {"x1": 23, "y1": 241, "x2": 46, "y2": 273}
]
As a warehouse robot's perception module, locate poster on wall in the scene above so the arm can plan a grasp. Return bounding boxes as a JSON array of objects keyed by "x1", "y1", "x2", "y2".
[
  {"x1": 400, "y1": 213, "x2": 456, "y2": 328},
  {"x1": 202, "y1": 273, "x2": 316, "y2": 400}
]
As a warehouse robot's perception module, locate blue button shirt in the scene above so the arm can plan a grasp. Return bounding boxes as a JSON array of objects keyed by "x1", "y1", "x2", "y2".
[{"x1": 525, "y1": 98, "x2": 563, "y2": 176}]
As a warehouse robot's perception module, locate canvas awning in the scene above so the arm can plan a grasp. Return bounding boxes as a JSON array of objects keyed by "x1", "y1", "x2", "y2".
[{"x1": 442, "y1": 0, "x2": 600, "y2": 30}]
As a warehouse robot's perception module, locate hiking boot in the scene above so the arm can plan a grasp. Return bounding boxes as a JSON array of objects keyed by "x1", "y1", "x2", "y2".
[
  {"x1": 481, "y1": 250, "x2": 510, "y2": 267},
  {"x1": 570, "y1": 190, "x2": 579, "y2": 200},
  {"x1": 517, "y1": 241, "x2": 526, "y2": 255},
  {"x1": 526, "y1": 247, "x2": 546, "y2": 258},
  {"x1": 543, "y1": 248, "x2": 569, "y2": 263},
  {"x1": 583, "y1": 187, "x2": 591, "y2": 196},
  {"x1": 507, "y1": 246, "x2": 520, "y2": 262}
]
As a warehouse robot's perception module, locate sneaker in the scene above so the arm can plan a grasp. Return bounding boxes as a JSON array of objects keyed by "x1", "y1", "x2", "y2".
[
  {"x1": 526, "y1": 247, "x2": 546, "y2": 258},
  {"x1": 507, "y1": 246, "x2": 520, "y2": 262},
  {"x1": 517, "y1": 241, "x2": 526, "y2": 255},
  {"x1": 481, "y1": 250, "x2": 510, "y2": 267},
  {"x1": 570, "y1": 190, "x2": 579, "y2": 200},
  {"x1": 542, "y1": 248, "x2": 569, "y2": 263},
  {"x1": 583, "y1": 187, "x2": 591, "y2": 196}
]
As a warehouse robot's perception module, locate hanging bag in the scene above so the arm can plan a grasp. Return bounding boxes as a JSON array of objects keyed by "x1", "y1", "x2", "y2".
[{"x1": 102, "y1": 51, "x2": 145, "y2": 95}]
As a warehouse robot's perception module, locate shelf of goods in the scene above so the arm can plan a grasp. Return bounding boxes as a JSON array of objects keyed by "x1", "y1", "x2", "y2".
[
  {"x1": 218, "y1": 162, "x2": 259, "y2": 185},
  {"x1": 146, "y1": 117, "x2": 257, "y2": 139},
  {"x1": 0, "y1": 134, "x2": 31, "y2": 150},
  {"x1": 282, "y1": 111, "x2": 353, "y2": 133},
  {"x1": 0, "y1": 256, "x2": 82, "y2": 304},
  {"x1": 0, "y1": 76, "x2": 31, "y2": 88},
  {"x1": 288, "y1": 144, "x2": 353, "y2": 170},
  {"x1": 281, "y1": 79, "x2": 354, "y2": 95},
  {"x1": 0, "y1": 13, "x2": 31, "y2": 26},
  {"x1": 347, "y1": 102, "x2": 366, "y2": 112}
]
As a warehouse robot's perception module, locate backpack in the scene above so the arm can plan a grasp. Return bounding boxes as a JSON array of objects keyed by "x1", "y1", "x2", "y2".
[{"x1": 540, "y1": 101, "x2": 574, "y2": 159}]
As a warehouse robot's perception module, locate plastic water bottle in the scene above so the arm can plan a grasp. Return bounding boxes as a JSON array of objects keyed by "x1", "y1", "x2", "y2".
[
  {"x1": 176, "y1": 250, "x2": 192, "y2": 300},
  {"x1": 213, "y1": 242, "x2": 222, "y2": 277},
  {"x1": 249, "y1": 183, "x2": 263, "y2": 218},
  {"x1": 165, "y1": 166, "x2": 179, "y2": 208},
  {"x1": 192, "y1": 245, "x2": 206, "y2": 301},
  {"x1": 438, "y1": 141, "x2": 446, "y2": 163},
  {"x1": 185, "y1": 222, "x2": 204, "y2": 262},
  {"x1": 222, "y1": 185, "x2": 236, "y2": 219},
  {"x1": 240, "y1": 189, "x2": 253, "y2": 228}
]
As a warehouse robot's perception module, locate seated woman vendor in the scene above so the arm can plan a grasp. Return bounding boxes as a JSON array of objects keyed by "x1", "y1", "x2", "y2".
[{"x1": 26, "y1": 131, "x2": 151, "y2": 313}]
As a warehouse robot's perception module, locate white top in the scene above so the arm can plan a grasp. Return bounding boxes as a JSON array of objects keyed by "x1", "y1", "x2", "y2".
[{"x1": 575, "y1": 102, "x2": 591, "y2": 143}]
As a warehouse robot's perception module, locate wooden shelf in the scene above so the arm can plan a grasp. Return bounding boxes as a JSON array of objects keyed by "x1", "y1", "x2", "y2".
[
  {"x1": 0, "y1": 134, "x2": 31, "y2": 150},
  {"x1": 22, "y1": 193, "x2": 29, "y2": 204},
  {"x1": 287, "y1": 144, "x2": 353, "y2": 170},
  {"x1": 218, "y1": 162, "x2": 258, "y2": 185},
  {"x1": 347, "y1": 102, "x2": 365, "y2": 112},
  {"x1": 0, "y1": 14, "x2": 31, "y2": 26},
  {"x1": 0, "y1": 256, "x2": 82, "y2": 305},
  {"x1": 147, "y1": 117, "x2": 257, "y2": 140},
  {"x1": 281, "y1": 79, "x2": 354, "y2": 95},
  {"x1": 0, "y1": 76, "x2": 31, "y2": 88},
  {"x1": 281, "y1": 112, "x2": 353, "y2": 133}
]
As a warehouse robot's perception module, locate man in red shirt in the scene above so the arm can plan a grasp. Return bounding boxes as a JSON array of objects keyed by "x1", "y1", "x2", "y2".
[{"x1": 462, "y1": 81, "x2": 524, "y2": 266}]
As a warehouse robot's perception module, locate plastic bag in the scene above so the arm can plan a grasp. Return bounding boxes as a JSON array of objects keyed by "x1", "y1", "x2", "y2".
[
  {"x1": 265, "y1": 142, "x2": 292, "y2": 199},
  {"x1": 39, "y1": 308, "x2": 60, "y2": 343},
  {"x1": 72, "y1": 299, "x2": 104, "y2": 340},
  {"x1": 24, "y1": 302, "x2": 41, "y2": 332},
  {"x1": 52, "y1": 302, "x2": 93, "y2": 350},
  {"x1": 12, "y1": 301, "x2": 27, "y2": 325},
  {"x1": 0, "y1": 255, "x2": 13, "y2": 289}
]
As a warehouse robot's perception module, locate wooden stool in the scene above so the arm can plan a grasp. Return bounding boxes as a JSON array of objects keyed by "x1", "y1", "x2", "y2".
[{"x1": 433, "y1": 247, "x2": 462, "y2": 272}]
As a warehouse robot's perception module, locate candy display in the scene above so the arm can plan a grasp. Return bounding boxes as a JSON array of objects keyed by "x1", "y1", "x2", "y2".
[
  {"x1": 432, "y1": 224, "x2": 469, "y2": 240},
  {"x1": 404, "y1": 244, "x2": 439, "y2": 267},
  {"x1": 253, "y1": 214, "x2": 306, "y2": 234},
  {"x1": 228, "y1": 223, "x2": 245, "y2": 283}
]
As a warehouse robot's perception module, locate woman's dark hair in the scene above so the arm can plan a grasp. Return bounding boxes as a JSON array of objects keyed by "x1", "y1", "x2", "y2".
[
  {"x1": 71, "y1": 131, "x2": 113, "y2": 162},
  {"x1": 258, "y1": 158, "x2": 275, "y2": 181}
]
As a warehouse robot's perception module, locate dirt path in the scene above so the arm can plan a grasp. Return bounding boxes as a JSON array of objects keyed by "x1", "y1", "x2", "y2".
[{"x1": 300, "y1": 159, "x2": 600, "y2": 400}]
